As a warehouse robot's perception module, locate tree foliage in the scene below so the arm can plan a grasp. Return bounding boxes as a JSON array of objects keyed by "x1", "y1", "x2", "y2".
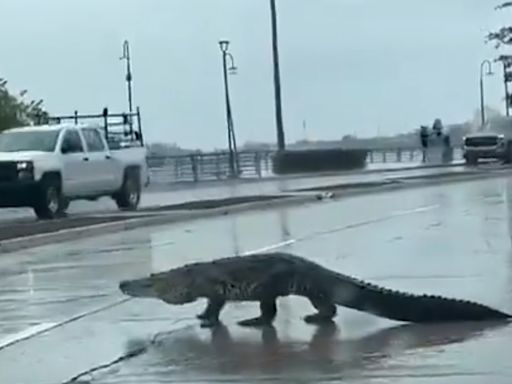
[
  {"x1": 0, "y1": 78, "x2": 49, "y2": 133},
  {"x1": 487, "y1": 2, "x2": 512, "y2": 48}
]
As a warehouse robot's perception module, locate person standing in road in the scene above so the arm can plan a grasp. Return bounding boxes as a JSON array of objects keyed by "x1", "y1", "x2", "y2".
[
  {"x1": 420, "y1": 125, "x2": 429, "y2": 162},
  {"x1": 433, "y1": 118, "x2": 443, "y2": 137}
]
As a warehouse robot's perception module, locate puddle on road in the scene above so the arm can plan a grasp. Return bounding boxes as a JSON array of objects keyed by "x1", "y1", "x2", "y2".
[{"x1": 90, "y1": 320, "x2": 512, "y2": 384}]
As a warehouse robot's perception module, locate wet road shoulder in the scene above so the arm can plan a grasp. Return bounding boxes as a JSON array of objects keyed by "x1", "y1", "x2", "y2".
[{"x1": 1, "y1": 167, "x2": 511, "y2": 256}]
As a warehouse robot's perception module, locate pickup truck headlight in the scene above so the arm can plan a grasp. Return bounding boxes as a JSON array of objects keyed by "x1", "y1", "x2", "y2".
[
  {"x1": 16, "y1": 161, "x2": 33, "y2": 170},
  {"x1": 16, "y1": 161, "x2": 34, "y2": 180}
]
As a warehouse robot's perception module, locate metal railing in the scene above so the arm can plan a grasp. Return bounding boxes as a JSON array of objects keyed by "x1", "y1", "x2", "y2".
[
  {"x1": 147, "y1": 147, "x2": 465, "y2": 184},
  {"x1": 148, "y1": 151, "x2": 275, "y2": 183}
]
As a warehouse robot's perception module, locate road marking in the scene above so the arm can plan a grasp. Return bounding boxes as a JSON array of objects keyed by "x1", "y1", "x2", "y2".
[
  {"x1": 0, "y1": 322, "x2": 57, "y2": 350},
  {"x1": 393, "y1": 204, "x2": 440, "y2": 216},
  {"x1": 0, "y1": 298, "x2": 132, "y2": 352},
  {"x1": 242, "y1": 204, "x2": 439, "y2": 256},
  {"x1": 241, "y1": 239, "x2": 297, "y2": 255}
]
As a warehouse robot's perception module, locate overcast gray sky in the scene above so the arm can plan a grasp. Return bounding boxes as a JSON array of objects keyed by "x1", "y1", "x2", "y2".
[{"x1": 0, "y1": 0, "x2": 509, "y2": 150}]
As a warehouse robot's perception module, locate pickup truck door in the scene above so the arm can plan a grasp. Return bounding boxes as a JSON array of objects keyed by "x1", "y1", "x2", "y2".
[
  {"x1": 60, "y1": 128, "x2": 94, "y2": 197},
  {"x1": 80, "y1": 128, "x2": 120, "y2": 193}
]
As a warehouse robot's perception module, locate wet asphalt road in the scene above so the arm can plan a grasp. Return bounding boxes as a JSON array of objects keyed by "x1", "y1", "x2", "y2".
[
  {"x1": 2, "y1": 173, "x2": 512, "y2": 383},
  {"x1": 0, "y1": 162, "x2": 466, "y2": 223}
]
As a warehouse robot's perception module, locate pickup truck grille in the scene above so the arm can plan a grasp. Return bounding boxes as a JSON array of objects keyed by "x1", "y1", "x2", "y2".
[
  {"x1": 0, "y1": 162, "x2": 18, "y2": 182},
  {"x1": 464, "y1": 136, "x2": 499, "y2": 147}
]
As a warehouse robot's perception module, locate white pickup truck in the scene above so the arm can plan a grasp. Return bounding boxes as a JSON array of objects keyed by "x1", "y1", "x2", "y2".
[{"x1": 0, "y1": 113, "x2": 149, "y2": 220}]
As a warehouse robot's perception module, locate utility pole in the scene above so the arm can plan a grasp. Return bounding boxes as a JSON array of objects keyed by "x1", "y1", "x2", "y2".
[
  {"x1": 270, "y1": 0, "x2": 286, "y2": 151},
  {"x1": 120, "y1": 40, "x2": 134, "y2": 137}
]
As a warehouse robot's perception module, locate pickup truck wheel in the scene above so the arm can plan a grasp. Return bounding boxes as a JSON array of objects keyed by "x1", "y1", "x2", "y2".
[
  {"x1": 33, "y1": 178, "x2": 67, "y2": 220},
  {"x1": 115, "y1": 170, "x2": 141, "y2": 211}
]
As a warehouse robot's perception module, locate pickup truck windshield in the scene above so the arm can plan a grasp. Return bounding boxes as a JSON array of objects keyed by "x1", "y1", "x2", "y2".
[{"x1": 0, "y1": 130, "x2": 60, "y2": 152}]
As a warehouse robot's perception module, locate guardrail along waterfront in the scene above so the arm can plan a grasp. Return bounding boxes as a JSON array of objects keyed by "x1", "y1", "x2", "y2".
[{"x1": 146, "y1": 147, "x2": 464, "y2": 184}]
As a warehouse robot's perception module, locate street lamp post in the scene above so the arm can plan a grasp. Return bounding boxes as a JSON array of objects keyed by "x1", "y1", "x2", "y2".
[
  {"x1": 480, "y1": 59, "x2": 494, "y2": 128},
  {"x1": 219, "y1": 40, "x2": 239, "y2": 178},
  {"x1": 270, "y1": 0, "x2": 286, "y2": 151},
  {"x1": 120, "y1": 40, "x2": 134, "y2": 137}
]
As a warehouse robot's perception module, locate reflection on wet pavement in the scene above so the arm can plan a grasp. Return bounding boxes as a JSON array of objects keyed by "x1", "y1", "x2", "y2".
[
  {"x1": 2, "y1": 176, "x2": 512, "y2": 383},
  {"x1": 95, "y1": 320, "x2": 510, "y2": 384}
]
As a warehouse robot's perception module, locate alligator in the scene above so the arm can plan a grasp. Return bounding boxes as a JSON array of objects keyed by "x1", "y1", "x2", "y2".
[{"x1": 119, "y1": 252, "x2": 512, "y2": 327}]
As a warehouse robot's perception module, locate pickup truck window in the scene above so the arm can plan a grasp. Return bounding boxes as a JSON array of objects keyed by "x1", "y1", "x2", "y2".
[
  {"x1": 0, "y1": 130, "x2": 60, "y2": 152},
  {"x1": 82, "y1": 128, "x2": 106, "y2": 152},
  {"x1": 61, "y1": 129, "x2": 84, "y2": 154}
]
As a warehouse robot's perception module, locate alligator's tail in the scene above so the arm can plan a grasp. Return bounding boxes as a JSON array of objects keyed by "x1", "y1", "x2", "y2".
[{"x1": 328, "y1": 272, "x2": 512, "y2": 323}]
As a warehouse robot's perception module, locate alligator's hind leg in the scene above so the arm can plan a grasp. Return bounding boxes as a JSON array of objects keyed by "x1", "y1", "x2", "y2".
[
  {"x1": 197, "y1": 298, "x2": 225, "y2": 328},
  {"x1": 238, "y1": 298, "x2": 277, "y2": 327},
  {"x1": 304, "y1": 296, "x2": 337, "y2": 325}
]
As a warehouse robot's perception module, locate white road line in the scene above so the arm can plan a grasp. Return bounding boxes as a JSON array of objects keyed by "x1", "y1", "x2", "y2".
[
  {"x1": 0, "y1": 322, "x2": 57, "y2": 350},
  {"x1": 0, "y1": 298, "x2": 132, "y2": 352},
  {"x1": 0, "y1": 204, "x2": 439, "y2": 351},
  {"x1": 241, "y1": 204, "x2": 439, "y2": 255},
  {"x1": 392, "y1": 204, "x2": 440, "y2": 216},
  {"x1": 241, "y1": 239, "x2": 297, "y2": 256}
]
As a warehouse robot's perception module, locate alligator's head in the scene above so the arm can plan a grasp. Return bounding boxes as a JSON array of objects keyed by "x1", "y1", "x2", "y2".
[{"x1": 119, "y1": 266, "x2": 199, "y2": 305}]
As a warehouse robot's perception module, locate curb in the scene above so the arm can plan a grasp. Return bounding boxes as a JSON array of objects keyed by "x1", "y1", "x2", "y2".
[
  {"x1": 324, "y1": 167, "x2": 512, "y2": 198},
  {"x1": 0, "y1": 167, "x2": 508, "y2": 255}
]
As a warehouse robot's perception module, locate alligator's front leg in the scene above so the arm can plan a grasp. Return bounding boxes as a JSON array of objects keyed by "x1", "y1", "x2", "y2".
[
  {"x1": 304, "y1": 296, "x2": 337, "y2": 325},
  {"x1": 238, "y1": 298, "x2": 277, "y2": 327},
  {"x1": 237, "y1": 267, "x2": 289, "y2": 328},
  {"x1": 197, "y1": 298, "x2": 225, "y2": 328}
]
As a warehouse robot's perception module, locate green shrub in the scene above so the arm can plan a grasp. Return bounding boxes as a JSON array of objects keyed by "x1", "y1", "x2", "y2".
[{"x1": 0, "y1": 80, "x2": 49, "y2": 133}]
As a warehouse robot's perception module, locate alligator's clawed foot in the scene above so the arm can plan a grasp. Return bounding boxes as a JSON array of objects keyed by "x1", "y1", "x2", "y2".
[
  {"x1": 304, "y1": 313, "x2": 336, "y2": 325},
  {"x1": 238, "y1": 316, "x2": 273, "y2": 328}
]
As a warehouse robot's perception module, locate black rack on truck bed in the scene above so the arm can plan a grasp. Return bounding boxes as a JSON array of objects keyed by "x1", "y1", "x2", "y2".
[{"x1": 43, "y1": 106, "x2": 144, "y2": 150}]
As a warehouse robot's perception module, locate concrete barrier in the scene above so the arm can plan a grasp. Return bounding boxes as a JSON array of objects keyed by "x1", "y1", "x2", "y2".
[{"x1": 272, "y1": 149, "x2": 368, "y2": 175}]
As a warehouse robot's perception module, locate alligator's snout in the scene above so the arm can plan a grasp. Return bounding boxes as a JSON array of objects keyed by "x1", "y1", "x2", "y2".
[
  {"x1": 119, "y1": 280, "x2": 135, "y2": 296},
  {"x1": 119, "y1": 280, "x2": 129, "y2": 293},
  {"x1": 118, "y1": 278, "x2": 156, "y2": 298}
]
